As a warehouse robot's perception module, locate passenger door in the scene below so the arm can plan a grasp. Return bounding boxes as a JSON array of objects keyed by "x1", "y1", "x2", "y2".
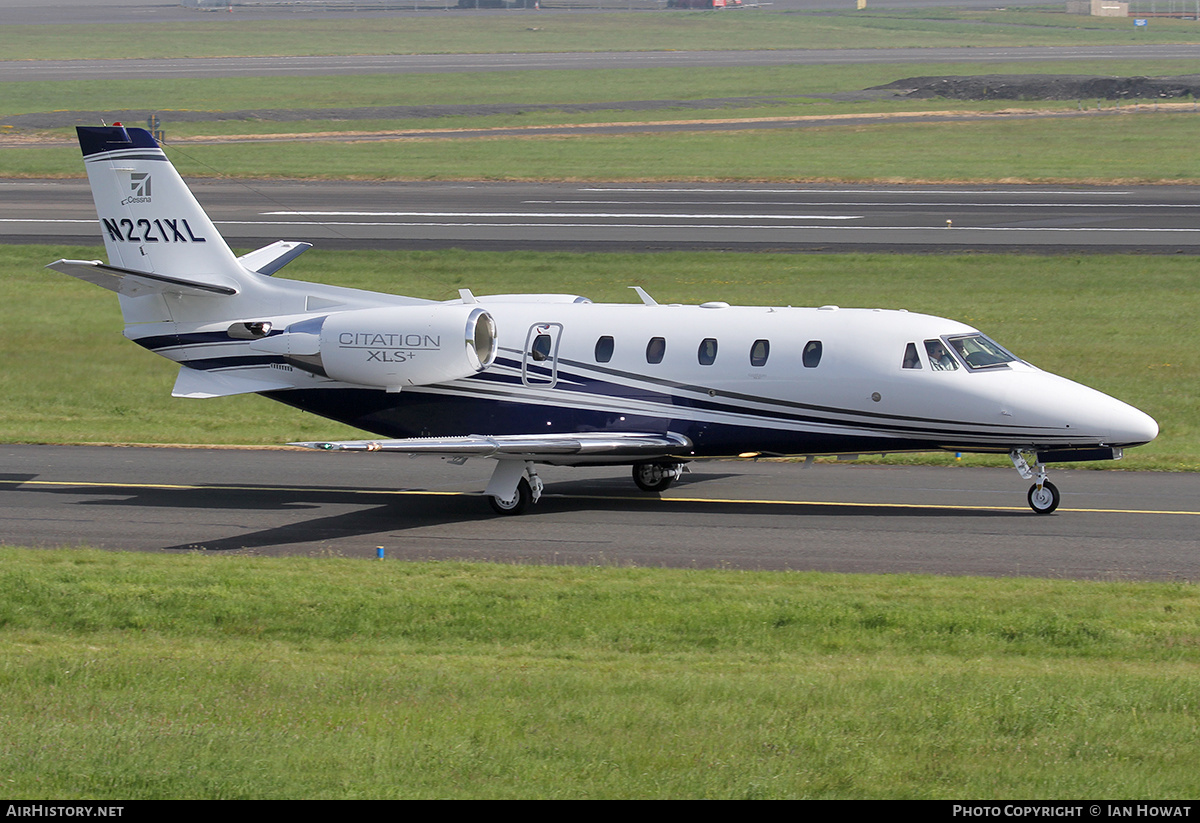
[{"x1": 522, "y1": 323, "x2": 563, "y2": 387}]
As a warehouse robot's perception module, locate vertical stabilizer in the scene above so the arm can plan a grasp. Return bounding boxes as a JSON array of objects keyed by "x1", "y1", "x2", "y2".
[{"x1": 77, "y1": 125, "x2": 244, "y2": 286}]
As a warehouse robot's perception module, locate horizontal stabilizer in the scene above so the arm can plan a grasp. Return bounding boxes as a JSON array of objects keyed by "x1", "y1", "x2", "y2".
[
  {"x1": 172, "y1": 366, "x2": 294, "y2": 399},
  {"x1": 292, "y1": 431, "x2": 692, "y2": 458},
  {"x1": 47, "y1": 259, "x2": 238, "y2": 297},
  {"x1": 236, "y1": 241, "x2": 313, "y2": 276}
]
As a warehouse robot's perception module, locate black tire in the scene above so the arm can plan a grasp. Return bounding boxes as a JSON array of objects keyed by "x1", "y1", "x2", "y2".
[
  {"x1": 489, "y1": 477, "x2": 532, "y2": 516},
  {"x1": 1027, "y1": 480, "x2": 1060, "y2": 515},
  {"x1": 632, "y1": 463, "x2": 675, "y2": 493}
]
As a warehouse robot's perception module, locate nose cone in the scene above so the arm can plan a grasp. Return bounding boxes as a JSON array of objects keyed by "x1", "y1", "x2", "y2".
[
  {"x1": 1055, "y1": 377, "x2": 1158, "y2": 447},
  {"x1": 1005, "y1": 370, "x2": 1158, "y2": 449},
  {"x1": 1109, "y1": 401, "x2": 1159, "y2": 447}
]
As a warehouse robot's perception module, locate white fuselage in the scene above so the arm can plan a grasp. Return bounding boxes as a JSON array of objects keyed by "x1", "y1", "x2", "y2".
[{"x1": 148, "y1": 287, "x2": 1155, "y2": 462}]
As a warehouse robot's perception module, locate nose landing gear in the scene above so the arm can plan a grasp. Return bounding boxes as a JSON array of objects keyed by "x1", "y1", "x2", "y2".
[
  {"x1": 1026, "y1": 479, "x2": 1061, "y2": 515},
  {"x1": 1011, "y1": 450, "x2": 1060, "y2": 515}
]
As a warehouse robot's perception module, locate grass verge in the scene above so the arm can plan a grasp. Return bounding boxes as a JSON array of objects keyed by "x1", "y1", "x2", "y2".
[
  {"x1": 9, "y1": 109, "x2": 1200, "y2": 184},
  {"x1": 1, "y1": 547, "x2": 1197, "y2": 799},
  {"x1": 10, "y1": 60, "x2": 1200, "y2": 123}
]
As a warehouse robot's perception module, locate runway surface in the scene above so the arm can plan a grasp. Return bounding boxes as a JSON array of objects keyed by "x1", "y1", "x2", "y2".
[
  {"x1": 3, "y1": 445, "x2": 1196, "y2": 579},
  {"x1": 8, "y1": 178, "x2": 1200, "y2": 253}
]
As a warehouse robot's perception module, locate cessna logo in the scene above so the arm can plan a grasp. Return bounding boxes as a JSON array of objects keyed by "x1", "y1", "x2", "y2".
[{"x1": 121, "y1": 173, "x2": 151, "y2": 205}]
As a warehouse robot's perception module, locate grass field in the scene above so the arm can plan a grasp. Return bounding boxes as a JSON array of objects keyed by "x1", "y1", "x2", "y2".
[
  {"x1": 19, "y1": 60, "x2": 1200, "y2": 126},
  {"x1": 9, "y1": 58, "x2": 1200, "y2": 183},
  {"x1": 9, "y1": 107, "x2": 1200, "y2": 184},
  {"x1": 1, "y1": 548, "x2": 1197, "y2": 799},
  {"x1": 8, "y1": 11, "x2": 1200, "y2": 184}
]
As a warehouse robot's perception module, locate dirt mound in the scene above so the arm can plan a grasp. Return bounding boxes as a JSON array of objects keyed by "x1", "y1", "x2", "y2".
[{"x1": 872, "y1": 74, "x2": 1200, "y2": 101}]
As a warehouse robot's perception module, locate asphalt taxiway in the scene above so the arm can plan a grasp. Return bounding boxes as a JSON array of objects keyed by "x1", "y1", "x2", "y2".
[
  {"x1": 8, "y1": 179, "x2": 1200, "y2": 253},
  {"x1": 3, "y1": 445, "x2": 1196, "y2": 579}
]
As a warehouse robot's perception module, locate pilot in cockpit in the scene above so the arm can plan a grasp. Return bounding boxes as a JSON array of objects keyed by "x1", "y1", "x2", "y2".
[{"x1": 925, "y1": 340, "x2": 958, "y2": 371}]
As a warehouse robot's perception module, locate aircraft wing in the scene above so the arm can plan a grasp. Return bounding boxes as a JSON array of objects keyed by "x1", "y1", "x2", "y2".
[{"x1": 292, "y1": 431, "x2": 692, "y2": 460}]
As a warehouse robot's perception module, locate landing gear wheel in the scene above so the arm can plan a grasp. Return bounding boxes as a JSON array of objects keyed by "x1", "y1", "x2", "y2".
[
  {"x1": 632, "y1": 463, "x2": 676, "y2": 493},
  {"x1": 1027, "y1": 481, "x2": 1060, "y2": 515},
  {"x1": 489, "y1": 477, "x2": 532, "y2": 516}
]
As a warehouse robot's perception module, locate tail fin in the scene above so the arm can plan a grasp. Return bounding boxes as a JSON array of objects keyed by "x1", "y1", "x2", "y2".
[
  {"x1": 74, "y1": 125, "x2": 246, "y2": 290},
  {"x1": 46, "y1": 125, "x2": 319, "y2": 398}
]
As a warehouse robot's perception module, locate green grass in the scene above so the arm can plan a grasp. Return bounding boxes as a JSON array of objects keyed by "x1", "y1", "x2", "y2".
[
  {"x1": 9, "y1": 58, "x2": 1200, "y2": 139},
  {"x1": 1, "y1": 548, "x2": 1197, "y2": 798},
  {"x1": 6, "y1": 61, "x2": 1134, "y2": 119},
  {"x1": 5, "y1": 245, "x2": 1194, "y2": 469},
  {"x1": 9, "y1": 109, "x2": 1200, "y2": 184},
  {"x1": 9, "y1": 57, "x2": 1200, "y2": 117},
  {"x1": 4, "y1": 9, "x2": 1200, "y2": 62}
]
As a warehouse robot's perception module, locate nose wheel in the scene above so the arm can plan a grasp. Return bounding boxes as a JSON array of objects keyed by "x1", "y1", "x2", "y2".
[
  {"x1": 1026, "y1": 480, "x2": 1060, "y2": 515},
  {"x1": 1011, "y1": 450, "x2": 1060, "y2": 515}
]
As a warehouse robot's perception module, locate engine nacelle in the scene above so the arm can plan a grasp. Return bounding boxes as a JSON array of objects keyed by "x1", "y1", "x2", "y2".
[
  {"x1": 250, "y1": 305, "x2": 496, "y2": 389},
  {"x1": 320, "y1": 305, "x2": 497, "y2": 389}
]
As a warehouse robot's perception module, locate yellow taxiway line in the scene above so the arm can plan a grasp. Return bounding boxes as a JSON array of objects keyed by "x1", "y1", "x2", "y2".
[{"x1": 6, "y1": 478, "x2": 1198, "y2": 517}]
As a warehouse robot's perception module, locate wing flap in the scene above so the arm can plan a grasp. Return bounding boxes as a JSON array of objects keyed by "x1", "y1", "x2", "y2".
[{"x1": 292, "y1": 431, "x2": 692, "y2": 458}]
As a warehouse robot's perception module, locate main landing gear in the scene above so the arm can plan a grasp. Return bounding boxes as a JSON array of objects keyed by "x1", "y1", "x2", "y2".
[
  {"x1": 486, "y1": 460, "x2": 544, "y2": 516},
  {"x1": 486, "y1": 460, "x2": 687, "y2": 515},
  {"x1": 632, "y1": 462, "x2": 685, "y2": 493},
  {"x1": 1011, "y1": 450, "x2": 1060, "y2": 515}
]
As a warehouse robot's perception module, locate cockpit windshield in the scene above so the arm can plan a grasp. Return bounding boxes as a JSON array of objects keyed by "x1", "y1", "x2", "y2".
[{"x1": 946, "y1": 334, "x2": 1019, "y2": 370}]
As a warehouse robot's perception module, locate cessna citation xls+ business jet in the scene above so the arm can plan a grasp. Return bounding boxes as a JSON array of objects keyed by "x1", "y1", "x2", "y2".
[{"x1": 47, "y1": 126, "x2": 1159, "y2": 515}]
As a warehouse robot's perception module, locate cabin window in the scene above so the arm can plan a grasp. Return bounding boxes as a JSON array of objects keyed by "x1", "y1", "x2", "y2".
[
  {"x1": 902, "y1": 342, "x2": 922, "y2": 370},
  {"x1": 530, "y1": 334, "x2": 553, "y2": 362},
  {"x1": 925, "y1": 339, "x2": 958, "y2": 371},
  {"x1": 947, "y1": 333, "x2": 1018, "y2": 370},
  {"x1": 595, "y1": 335, "x2": 614, "y2": 363},
  {"x1": 646, "y1": 337, "x2": 666, "y2": 365},
  {"x1": 802, "y1": 340, "x2": 822, "y2": 369},
  {"x1": 750, "y1": 339, "x2": 770, "y2": 367},
  {"x1": 697, "y1": 338, "x2": 718, "y2": 366}
]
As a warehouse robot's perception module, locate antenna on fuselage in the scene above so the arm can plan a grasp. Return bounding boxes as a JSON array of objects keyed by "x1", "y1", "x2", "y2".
[{"x1": 630, "y1": 286, "x2": 658, "y2": 306}]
